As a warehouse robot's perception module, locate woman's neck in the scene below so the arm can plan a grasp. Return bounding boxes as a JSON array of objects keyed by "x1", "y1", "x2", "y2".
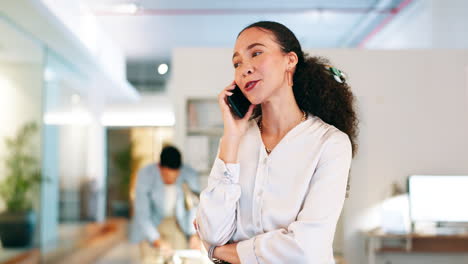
[{"x1": 260, "y1": 88, "x2": 304, "y2": 137}]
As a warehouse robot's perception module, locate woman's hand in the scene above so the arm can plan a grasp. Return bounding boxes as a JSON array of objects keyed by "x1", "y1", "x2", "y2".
[
  {"x1": 218, "y1": 81, "x2": 256, "y2": 139},
  {"x1": 214, "y1": 243, "x2": 241, "y2": 264},
  {"x1": 194, "y1": 219, "x2": 241, "y2": 264},
  {"x1": 218, "y1": 82, "x2": 256, "y2": 163}
]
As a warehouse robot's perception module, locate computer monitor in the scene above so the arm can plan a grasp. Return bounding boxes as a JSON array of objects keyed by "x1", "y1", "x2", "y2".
[{"x1": 408, "y1": 175, "x2": 468, "y2": 223}]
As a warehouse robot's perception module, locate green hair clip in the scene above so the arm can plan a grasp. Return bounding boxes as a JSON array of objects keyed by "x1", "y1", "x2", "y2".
[{"x1": 324, "y1": 65, "x2": 346, "y2": 84}]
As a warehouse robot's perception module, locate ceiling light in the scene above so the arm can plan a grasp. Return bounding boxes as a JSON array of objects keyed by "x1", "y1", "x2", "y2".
[
  {"x1": 101, "y1": 111, "x2": 175, "y2": 127},
  {"x1": 44, "y1": 110, "x2": 92, "y2": 126},
  {"x1": 158, "y1": 63, "x2": 168, "y2": 75},
  {"x1": 112, "y1": 3, "x2": 139, "y2": 14}
]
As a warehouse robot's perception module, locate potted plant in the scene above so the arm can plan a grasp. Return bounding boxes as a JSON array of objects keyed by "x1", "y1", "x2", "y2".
[
  {"x1": 0, "y1": 122, "x2": 42, "y2": 248},
  {"x1": 110, "y1": 141, "x2": 141, "y2": 218}
]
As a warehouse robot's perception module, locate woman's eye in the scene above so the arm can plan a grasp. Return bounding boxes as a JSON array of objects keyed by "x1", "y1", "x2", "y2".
[
  {"x1": 252, "y1": 51, "x2": 262, "y2": 57},
  {"x1": 233, "y1": 63, "x2": 240, "y2": 68}
]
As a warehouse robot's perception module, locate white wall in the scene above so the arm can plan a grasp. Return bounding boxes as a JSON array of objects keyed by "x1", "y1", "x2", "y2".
[
  {"x1": 0, "y1": 62, "x2": 43, "y2": 210},
  {"x1": 169, "y1": 48, "x2": 233, "y2": 150},
  {"x1": 317, "y1": 49, "x2": 468, "y2": 264},
  {"x1": 170, "y1": 47, "x2": 468, "y2": 264}
]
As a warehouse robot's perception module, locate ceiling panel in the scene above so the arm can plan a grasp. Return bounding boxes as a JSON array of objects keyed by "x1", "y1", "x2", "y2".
[
  {"x1": 86, "y1": 0, "x2": 408, "y2": 60},
  {"x1": 88, "y1": 0, "x2": 402, "y2": 10}
]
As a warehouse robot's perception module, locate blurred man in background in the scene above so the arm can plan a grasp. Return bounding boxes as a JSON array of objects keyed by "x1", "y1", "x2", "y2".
[{"x1": 129, "y1": 145, "x2": 201, "y2": 261}]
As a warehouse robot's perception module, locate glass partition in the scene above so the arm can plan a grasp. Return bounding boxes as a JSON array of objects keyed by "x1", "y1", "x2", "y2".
[
  {"x1": 41, "y1": 49, "x2": 94, "y2": 253},
  {"x1": 0, "y1": 12, "x2": 103, "y2": 261},
  {"x1": 0, "y1": 14, "x2": 44, "y2": 260}
]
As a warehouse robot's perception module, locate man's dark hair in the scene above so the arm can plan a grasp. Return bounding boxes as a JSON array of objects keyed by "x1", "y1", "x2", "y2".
[{"x1": 160, "y1": 145, "x2": 182, "y2": 169}]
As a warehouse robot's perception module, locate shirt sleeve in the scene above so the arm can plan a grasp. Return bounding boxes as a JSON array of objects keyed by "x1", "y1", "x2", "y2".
[
  {"x1": 134, "y1": 168, "x2": 160, "y2": 243},
  {"x1": 196, "y1": 157, "x2": 241, "y2": 246},
  {"x1": 236, "y1": 132, "x2": 352, "y2": 263}
]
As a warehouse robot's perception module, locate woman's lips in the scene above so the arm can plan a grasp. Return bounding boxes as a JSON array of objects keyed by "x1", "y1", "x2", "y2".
[{"x1": 245, "y1": 80, "x2": 259, "y2": 92}]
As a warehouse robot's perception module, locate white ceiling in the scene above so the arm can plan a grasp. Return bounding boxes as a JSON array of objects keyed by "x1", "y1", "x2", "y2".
[{"x1": 86, "y1": 0, "x2": 408, "y2": 61}]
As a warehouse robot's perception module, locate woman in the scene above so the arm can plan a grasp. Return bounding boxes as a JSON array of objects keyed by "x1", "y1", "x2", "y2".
[{"x1": 195, "y1": 21, "x2": 359, "y2": 264}]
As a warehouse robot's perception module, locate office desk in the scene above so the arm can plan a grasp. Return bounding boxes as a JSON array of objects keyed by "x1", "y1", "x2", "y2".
[{"x1": 364, "y1": 228, "x2": 468, "y2": 264}]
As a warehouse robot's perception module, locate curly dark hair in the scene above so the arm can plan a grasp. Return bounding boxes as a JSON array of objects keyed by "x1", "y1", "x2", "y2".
[{"x1": 239, "y1": 21, "x2": 359, "y2": 158}]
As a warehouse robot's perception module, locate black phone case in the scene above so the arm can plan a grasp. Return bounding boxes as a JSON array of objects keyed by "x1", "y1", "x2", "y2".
[{"x1": 227, "y1": 85, "x2": 251, "y2": 118}]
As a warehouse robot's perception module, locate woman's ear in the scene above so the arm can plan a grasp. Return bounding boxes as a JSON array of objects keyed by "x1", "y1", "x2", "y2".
[{"x1": 286, "y1": 51, "x2": 299, "y2": 70}]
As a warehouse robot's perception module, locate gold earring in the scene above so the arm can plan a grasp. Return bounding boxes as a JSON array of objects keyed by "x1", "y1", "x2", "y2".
[{"x1": 287, "y1": 70, "x2": 293, "y2": 87}]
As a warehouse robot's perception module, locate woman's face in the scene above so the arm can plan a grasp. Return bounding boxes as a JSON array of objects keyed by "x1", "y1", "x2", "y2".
[{"x1": 232, "y1": 27, "x2": 290, "y2": 105}]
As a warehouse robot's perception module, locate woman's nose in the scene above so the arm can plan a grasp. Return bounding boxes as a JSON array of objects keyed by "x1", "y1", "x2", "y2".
[{"x1": 241, "y1": 63, "x2": 254, "y2": 77}]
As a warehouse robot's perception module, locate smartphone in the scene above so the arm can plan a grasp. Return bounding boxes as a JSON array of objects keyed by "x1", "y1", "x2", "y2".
[{"x1": 227, "y1": 85, "x2": 251, "y2": 118}]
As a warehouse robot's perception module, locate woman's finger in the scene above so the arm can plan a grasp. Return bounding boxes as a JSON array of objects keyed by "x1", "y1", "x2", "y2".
[
  {"x1": 219, "y1": 90, "x2": 234, "y2": 109},
  {"x1": 218, "y1": 91, "x2": 228, "y2": 108},
  {"x1": 242, "y1": 104, "x2": 256, "y2": 121},
  {"x1": 225, "y1": 82, "x2": 236, "y2": 91},
  {"x1": 218, "y1": 90, "x2": 227, "y2": 105}
]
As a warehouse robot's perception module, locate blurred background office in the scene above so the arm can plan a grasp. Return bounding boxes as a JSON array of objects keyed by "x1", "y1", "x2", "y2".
[{"x1": 0, "y1": 0, "x2": 467, "y2": 263}]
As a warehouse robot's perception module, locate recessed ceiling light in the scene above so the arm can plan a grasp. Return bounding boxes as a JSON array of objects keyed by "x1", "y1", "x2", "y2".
[{"x1": 158, "y1": 63, "x2": 168, "y2": 75}]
